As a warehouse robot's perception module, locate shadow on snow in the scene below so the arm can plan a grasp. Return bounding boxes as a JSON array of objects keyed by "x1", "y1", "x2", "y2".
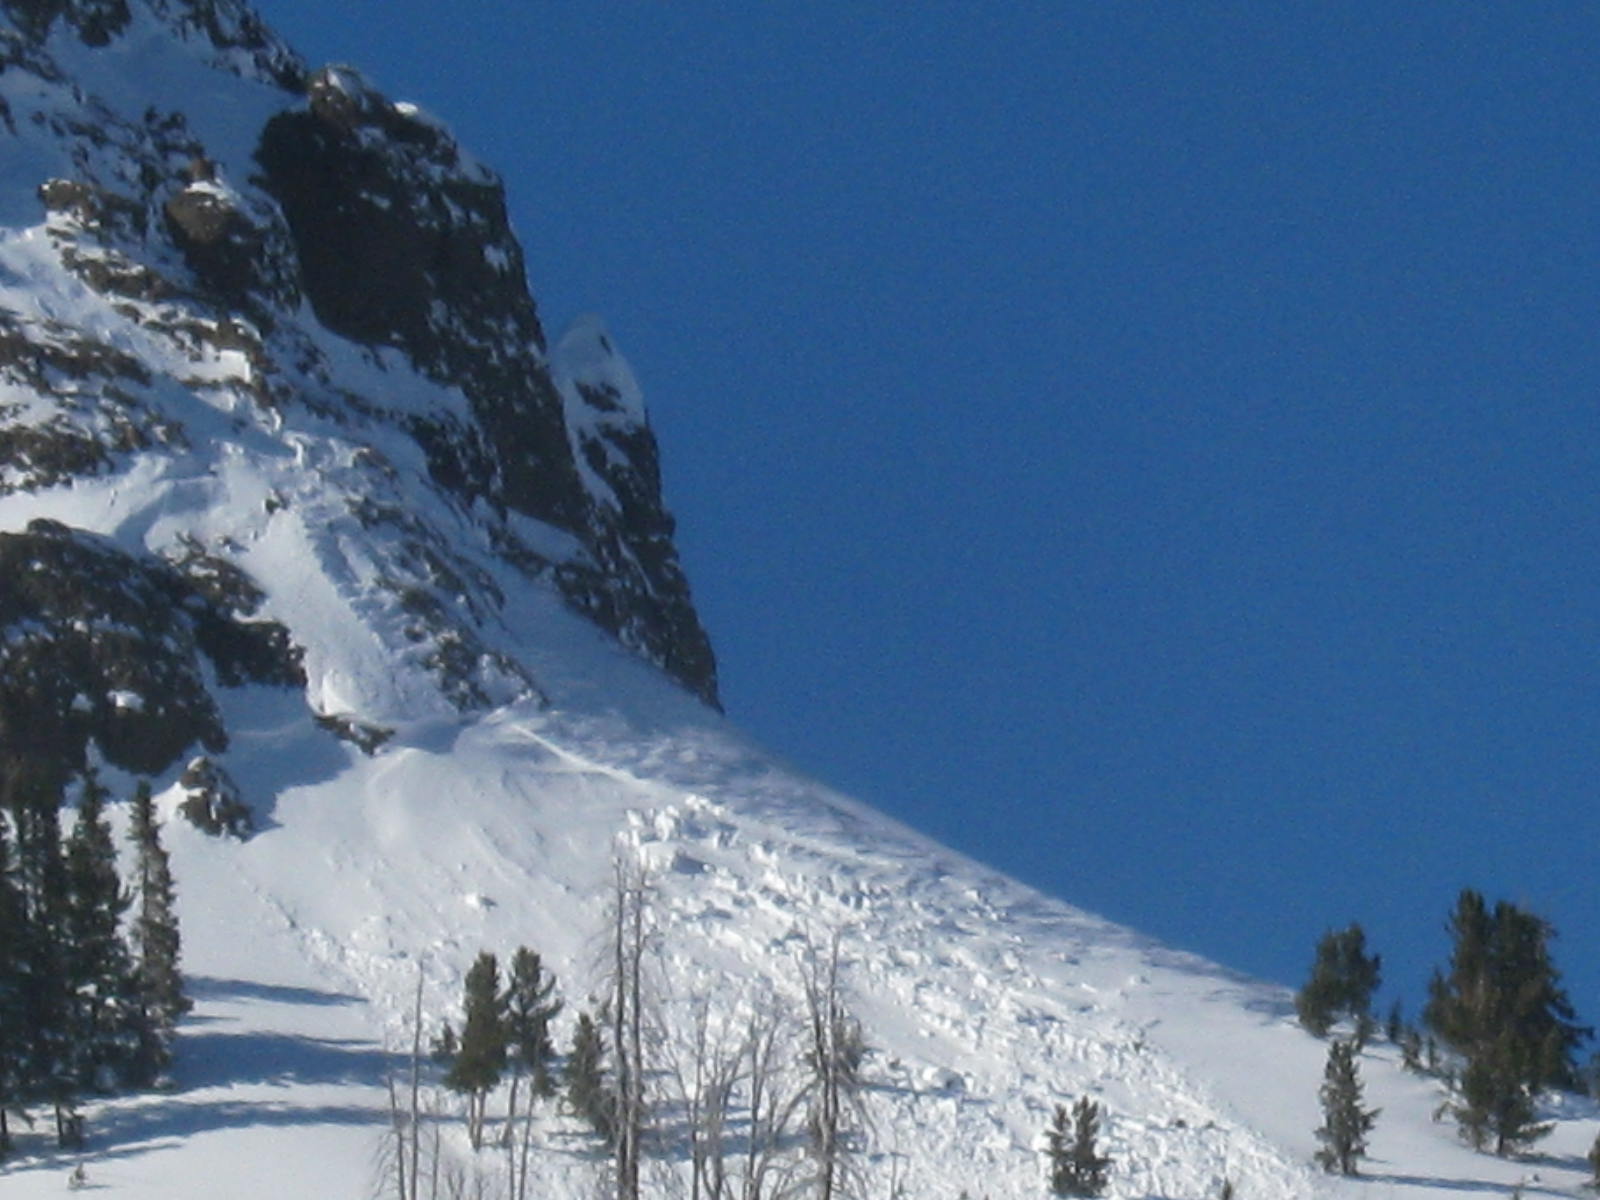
[
  {"x1": 185, "y1": 974, "x2": 366, "y2": 1009},
  {"x1": 1366, "y1": 1172, "x2": 1570, "y2": 1197},
  {"x1": 173, "y1": 1027, "x2": 390, "y2": 1091},
  {"x1": 0, "y1": 974, "x2": 393, "y2": 1172}
]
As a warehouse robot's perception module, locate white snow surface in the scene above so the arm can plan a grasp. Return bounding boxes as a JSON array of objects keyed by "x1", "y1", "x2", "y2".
[
  {"x1": 5, "y1": 426, "x2": 1595, "y2": 1200},
  {"x1": 0, "y1": 6, "x2": 1596, "y2": 1198}
]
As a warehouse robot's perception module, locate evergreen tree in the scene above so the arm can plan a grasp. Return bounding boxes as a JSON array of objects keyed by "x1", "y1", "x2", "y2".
[
  {"x1": 0, "y1": 808, "x2": 26, "y2": 1156},
  {"x1": 62, "y1": 769, "x2": 135, "y2": 1089},
  {"x1": 1295, "y1": 923, "x2": 1381, "y2": 1038},
  {"x1": 1399, "y1": 1026, "x2": 1424, "y2": 1073},
  {"x1": 445, "y1": 951, "x2": 507, "y2": 1150},
  {"x1": 1313, "y1": 1040, "x2": 1378, "y2": 1175},
  {"x1": 1047, "y1": 1097, "x2": 1111, "y2": 1197},
  {"x1": 1423, "y1": 889, "x2": 1587, "y2": 1155},
  {"x1": 8, "y1": 763, "x2": 78, "y2": 1145},
  {"x1": 1586, "y1": 1127, "x2": 1600, "y2": 1189},
  {"x1": 502, "y1": 945, "x2": 561, "y2": 1126},
  {"x1": 430, "y1": 1020, "x2": 458, "y2": 1065},
  {"x1": 1046, "y1": 1104, "x2": 1073, "y2": 1195},
  {"x1": 1423, "y1": 888, "x2": 1492, "y2": 1057},
  {"x1": 1452, "y1": 1032, "x2": 1552, "y2": 1156},
  {"x1": 1583, "y1": 1050, "x2": 1600, "y2": 1101},
  {"x1": 566, "y1": 1010, "x2": 614, "y2": 1139},
  {"x1": 127, "y1": 781, "x2": 189, "y2": 1087}
]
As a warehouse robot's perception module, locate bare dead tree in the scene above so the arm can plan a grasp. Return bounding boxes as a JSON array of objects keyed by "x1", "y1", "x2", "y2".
[
  {"x1": 656, "y1": 975, "x2": 810, "y2": 1200},
  {"x1": 606, "y1": 853, "x2": 653, "y2": 1200},
  {"x1": 513, "y1": 1090, "x2": 537, "y2": 1200},
  {"x1": 801, "y1": 931, "x2": 865, "y2": 1200},
  {"x1": 694, "y1": 1003, "x2": 743, "y2": 1200},
  {"x1": 427, "y1": 1089, "x2": 445, "y2": 1200},
  {"x1": 410, "y1": 970, "x2": 425, "y2": 1195},
  {"x1": 738, "y1": 987, "x2": 807, "y2": 1200},
  {"x1": 406, "y1": 1097, "x2": 503, "y2": 1200},
  {"x1": 379, "y1": 968, "x2": 432, "y2": 1200},
  {"x1": 379, "y1": 1070, "x2": 406, "y2": 1200},
  {"x1": 662, "y1": 992, "x2": 747, "y2": 1200}
]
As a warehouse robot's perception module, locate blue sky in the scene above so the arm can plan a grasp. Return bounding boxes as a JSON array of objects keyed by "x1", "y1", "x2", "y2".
[{"x1": 255, "y1": 2, "x2": 1600, "y2": 1024}]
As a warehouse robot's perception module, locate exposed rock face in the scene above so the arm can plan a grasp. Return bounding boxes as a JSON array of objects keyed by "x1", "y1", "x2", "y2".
[
  {"x1": 253, "y1": 66, "x2": 717, "y2": 703},
  {"x1": 4, "y1": 0, "x2": 132, "y2": 47},
  {"x1": 2, "y1": 0, "x2": 301, "y2": 82},
  {"x1": 177, "y1": 754, "x2": 252, "y2": 836},
  {"x1": 554, "y1": 319, "x2": 718, "y2": 700},
  {"x1": 255, "y1": 65, "x2": 583, "y2": 533},
  {"x1": 0, "y1": 0, "x2": 720, "y2": 787}
]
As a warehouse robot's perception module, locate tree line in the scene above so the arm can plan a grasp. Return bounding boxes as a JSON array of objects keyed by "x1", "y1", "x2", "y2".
[
  {"x1": 393, "y1": 863, "x2": 1600, "y2": 1197},
  {"x1": 385, "y1": 853, "x2": 1262, "y2": 1200},
  {"x1": 385, "y1": 853, "x2": 1155, "y2": 1200},
  {"x1": 1298, "y1": 887, "x2": 1593, "y2": 1178},
  {"x1": 383, "y1": 855, "x2": 873, "y2": 1200},
  {"x1": 0, "y1": 765, "x2": 188, "y2": 1155}
]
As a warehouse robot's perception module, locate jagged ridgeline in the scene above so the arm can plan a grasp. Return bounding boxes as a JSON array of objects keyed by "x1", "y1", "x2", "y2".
[{"x1": 0, "y1": 0, "x2": 718, "y2": 793}]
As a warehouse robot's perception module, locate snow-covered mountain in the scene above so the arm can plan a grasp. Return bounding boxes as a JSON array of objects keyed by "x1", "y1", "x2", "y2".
[{"x1": 0, "y1": 2, "x2": 1595, "y2": 1196}]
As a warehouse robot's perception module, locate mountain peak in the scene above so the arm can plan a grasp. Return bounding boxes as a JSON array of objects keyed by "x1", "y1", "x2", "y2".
[
  {"x1": 0, "y1": 0, "x2": 718, "y2": 782},
  {"x1": 2, "y1": 7, "x2": 1594, "y2": 1200}
]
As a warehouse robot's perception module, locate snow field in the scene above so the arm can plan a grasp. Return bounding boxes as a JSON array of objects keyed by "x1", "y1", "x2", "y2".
[{"x1": 3, "y1": 5, "x2": 1599, "y2": 1195}]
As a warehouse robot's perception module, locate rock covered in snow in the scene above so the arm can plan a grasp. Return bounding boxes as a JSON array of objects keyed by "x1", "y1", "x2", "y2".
[
  {"x1": 177, "y1": 752, "x2": 251, "y2": 836},
  {"x1": 0, "y1": 0, "x2": 719, "y2": 778},
  {"x1": 0, "y1": 520, "x2": 300, "y2": 780}
]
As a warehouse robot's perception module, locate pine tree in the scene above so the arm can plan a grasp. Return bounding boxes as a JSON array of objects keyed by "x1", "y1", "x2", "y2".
[
  {"x1": 1046, "y1": 1104, "x2": 1073, "y2": 1195},
  {"x1": 8, "y1": 762, "x2": 78, "y2": 1145},
  {"x1": 1314, "y1": 1040, "x2": 1378, "y2": 1175},
  {"x1": 0, "y1": 807, "x2": 26, "y2": 1156},
  {"x1": 502, "y1": 945, "x2": 561, "y2": 1132},
  {"x1": 502, "y1": 947, "x2": 559, "y2": 1200},
  {"x1": 1295, "y1": 923, "x2": 1381, "y2": 1038},
  {"x1": 1423, "y1": 889, "x2": 1587, "y2": 1155},
  {"x1": 430, "y1": 1021, "x2": 458, "y2": 1065},
  {"x1": 1399, "y1": 1026, "x2": 1424, "y2": 1073},
  {"x1": 566, "y1": 1010, "x2": 613, "y2": 1139},
  {"x1": 445, "y1": 951, "x2": 507, "y2": 1150},
  {"x1": 1047, "y1": 1097, "x2": 1111, "y2": 1197},
  {"x1": 1586, "y1": 1126, "x2": 1600, "y2": 1188},
  {"x1": 62, "y1": 769, "x2": 135, "y2": 1090},
  {"x1": 127, "y1": 781, "x2": 189, "y2": 1087},
  {"x1": 1452, "y1": 1032, "x2": 1552, "y2": 1156}
]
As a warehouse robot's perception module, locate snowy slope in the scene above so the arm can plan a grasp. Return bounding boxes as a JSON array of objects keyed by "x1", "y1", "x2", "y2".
[
  {"x1": 0, "y1": 3, "x2": 1596, "y2": 1198},
  {"x1": 6, "y1": 624, "x2": 1596, "y2": 1199},
  {"x1": 5, "y1": 464, "x2": 1595, "y2": 1198}
]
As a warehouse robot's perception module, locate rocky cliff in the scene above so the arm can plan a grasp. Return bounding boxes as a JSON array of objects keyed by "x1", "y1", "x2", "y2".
[{"x1": 0, "y1": 0, "x2": 717, "y2": 791}]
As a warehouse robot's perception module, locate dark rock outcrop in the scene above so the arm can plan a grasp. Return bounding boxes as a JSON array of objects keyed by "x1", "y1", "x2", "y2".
[
  {"x1": 0, "y1": 0, "x2": 720, "y2": 727},
  {"x1": 255, "y1": 65, "x2": 719, "y2": 705},
  {"x1": 3, "y1": 0, "x2": 131, "y2": 46},
  {"x1": 0, "y1": 521, "x2": 302, "y2": 781},
  {"x1": 178, "y1": 755, "x2": 252, "y2": 837},
  {"x1": 254, "y1": 66, "x2": 583, "y2": 532},
  {"x1": 1, "y1": 0, "x2": 301, "y2": 84}
]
